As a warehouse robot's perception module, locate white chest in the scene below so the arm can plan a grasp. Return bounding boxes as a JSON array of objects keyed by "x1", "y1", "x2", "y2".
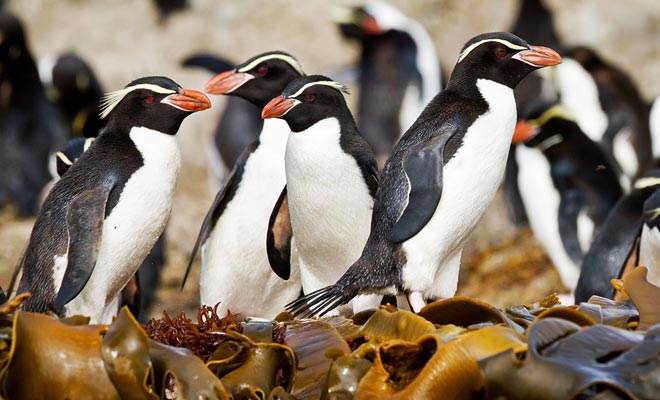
[
  {"x1": 200, "y1": 119, "x2": 301, "y2": 317},
  {"x1": 401, "y1": 79, "x2": 516, "y2": 296},
  {"x1": 65, "y1": 127, "x2": 181, "y2": 323},
  {"x1": 285, "y1": 118, "x2": 374, "y2": 291},
  {"x1": 516, "y1": 145, "x2": 580, "y2": 290}
]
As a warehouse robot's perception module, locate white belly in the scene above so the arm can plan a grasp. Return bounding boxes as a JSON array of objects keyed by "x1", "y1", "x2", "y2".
[
  {"x1": 200, "y1": 119, "x2": 301, "y2": 318},
  {"x1": 650, "y1": 96, "x2": 660, "y2": 159},
  {"x1": 515, "y1": 145, "x2": 580, "y2": 291},
  {"x1": 64, "y1": 127, "x2": 181, "y2": 324},
  {"x1": 401, "y1": 79, "x2": 516, "y2": 298},
  {"x1": 285, "y1": 118, "x2": 374, "y2": 293},
  {"x1": 640, "y1": 225, "x2": 660, "y2": 288}
]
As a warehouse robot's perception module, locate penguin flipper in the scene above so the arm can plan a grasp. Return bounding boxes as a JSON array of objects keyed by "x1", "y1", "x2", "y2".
[
  {"x1": 54, "y1": 178, "x2": 116, "y2": 309},
  {"x1": 387, "y1": 132, "x2": 453, "y2": 243},
  {"x1": 267, "y1": 186, "x2": 293, "y2": 280},
  {"x1": 558, "y1": 188, "x2": 585, "y2": 264},
  {"x1": 181, "y1": 143, "x2": 255, "y2": 290}
]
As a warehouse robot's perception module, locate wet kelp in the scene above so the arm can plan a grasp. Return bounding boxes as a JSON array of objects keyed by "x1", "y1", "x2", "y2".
[{"x1": 0, "y1": 268, "x2": 659, "y2": 399}]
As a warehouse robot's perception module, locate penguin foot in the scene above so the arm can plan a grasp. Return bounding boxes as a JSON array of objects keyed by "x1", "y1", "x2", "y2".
[
  {"x1": 286, "y1": 285, "x2": 351, "y2": 318},
  {"x1": 407, "y1": 291, "x2": 427, "y2": 313}
]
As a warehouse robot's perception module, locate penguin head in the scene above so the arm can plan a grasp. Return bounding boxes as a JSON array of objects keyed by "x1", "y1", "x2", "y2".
[
  {"x1": 54, "y1": 137, "x2": 95, "y2": 178},
  {"x1": 205, "y1": 51, "x2": 304, "y2": 107},
  {"x1": 261, "y1": 75, "x2": 351, "y2": 132},
  {"x1": 334, "y1": 1, "x2": 409, "y2": 40},
  {"x1": 450, "y1": 32, "x2": 562, "y2": 89},
  {"x1": 512, "y1": 102, "x2": 578, "y2": 147},
  {"x1": 99, "y1": 76, "x2": 210, "y2": 135}
]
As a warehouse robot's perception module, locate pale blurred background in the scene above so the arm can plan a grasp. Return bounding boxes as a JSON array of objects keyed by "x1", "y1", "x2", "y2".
[{"x1": 0, "y1": 0, "x2": 658, "y2": 318}]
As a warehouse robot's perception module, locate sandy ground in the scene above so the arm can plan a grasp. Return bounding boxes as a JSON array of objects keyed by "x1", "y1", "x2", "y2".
[{"x1": 1, "y1": 0, "x2": 658, "y2": 318}]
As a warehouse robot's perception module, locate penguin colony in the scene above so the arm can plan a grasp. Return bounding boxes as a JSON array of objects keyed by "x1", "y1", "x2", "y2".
[{"x1": 2, "y1": 1, "x2": 659, "y2": 324}]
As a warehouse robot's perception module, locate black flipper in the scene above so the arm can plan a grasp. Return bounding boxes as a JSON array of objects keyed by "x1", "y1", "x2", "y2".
[
  {"x1": 387, "y1": 131, "x2": 455, "y2": 243},
  {"x1": 267, "y1": 186, "x2": 293, "y2": 280},
  {"x1": 557, "y1": 188, "x2": 585, "y2": 264},
  {"x1": 575, "y1": 194, "x2": 644, "y2": 303},
  {"x1": 181, "y1": 54, "x2": 234, "y2": 74},
  {"x1": 54, "y1": 178, "x2": 116, "y2": 309},
  {"x1": 180, "y1": 142, "x2": 256, "y2": 289}
]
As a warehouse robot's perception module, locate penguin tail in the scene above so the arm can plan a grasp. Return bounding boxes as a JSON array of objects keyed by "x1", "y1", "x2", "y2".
[{"x1": 286, "y1": 284, "x2": 355, "y2": 318}]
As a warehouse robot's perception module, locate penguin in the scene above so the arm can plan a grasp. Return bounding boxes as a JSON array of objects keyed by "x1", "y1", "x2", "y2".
[
  {"x1": 0, "y1": 12, "x2": 67, "y2": 216},
  {"x1": 17, "y1": 76, "x2": 211, "y2": 323},
  {"x1": 334, "y1": 0, "x2": 441, "y2": 160},
  {"x1": 649, "y1": 95, "x2": 660, "y2": 159},
  {"x1": 182, "y1": 53, "x2": 263, "y2": 190},
  {"x1": 503, "y1": 0, "x2": 562, "y2": 225},
  {"x1": 575, "y1": 170, "x2": 660, "y2": 303},
  {"x1": 512, "y1": 102, "x2": 622, "y2": 297},
  {"x1": 152, "y1": 0, "x2": 189, "y2": 23},
  {"x1": 553, "y1": 46, "x2": 651, "y2": 183},
  {"x1": 285, "y1": 32, "x2": 562, "y2": 317},
  {"x1": 262, "y1": 75, "x2": 384, "y2": 315},
  {"x1": 39, "y1": 53, "x2": 106, "y2": 138},
  {"x1": 49, "y1": 136, "x2": 165, "y2": 322},
  {"x1": 182, "y1": 51, "x2": 304, "y2": 319}
]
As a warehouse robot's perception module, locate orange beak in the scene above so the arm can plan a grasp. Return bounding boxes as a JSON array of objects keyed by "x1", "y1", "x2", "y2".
[
  {"x1": 262, "y1": 95, "x2": 301, "y2": 119},
  {"x1": 362, "y1": 15, "x2": 383, "y2": 35},
  {"x1": 514, "y1": 45, "x2": 562, "y2": 67},
  {"x1": 512, "y1": 121, "x2": 539, "y2": 144},
  {"x1": 205, "y1": 70, "x2": 254, "y2": 94},
  {"x1": 163, "y1": 89, "x2": 211, "y2": 112}
]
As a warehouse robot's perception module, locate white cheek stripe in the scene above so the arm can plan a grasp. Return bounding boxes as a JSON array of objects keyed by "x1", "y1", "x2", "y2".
[
  {"x1": 99, "y1": 83, "x2": 177, "y2": 119},
  {"x1": 237, "y1": 54, "x2": 304, "y2": 76},
  {"x1": 289, "y1": 81, "x2": 348, "y2": 99},
  {"x1": 457, "y1": 39, "x2": 527, "y2": 63},
  {"x1": 635, "y1": 177, "x2": 660, "y2": 189}
]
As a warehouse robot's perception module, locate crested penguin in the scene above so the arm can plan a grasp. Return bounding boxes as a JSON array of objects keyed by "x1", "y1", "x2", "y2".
[
  {"x1": 17, "y1": 76, "x2": 211, "y2": 323},
  {"x1": 286, "y1": 32, "x2": 562, "y2": 317},
  {"x1": 335, "y1": 0, "x2": 441, "y2": 160},
  {"x1": 513, "y1": 102, "x2": 622, "y2": 297},
  {"x1": 39, "y1": 53, "x2": 106, "y2": 138},
  {"x1": 576, "y1": 171, "x2": 660, "y2": 303},
  {"x1": 182, "y1": 51, "x2": 304, "y2": 318},
  {"x1": 182, "y1": 53, "x2": 263, "y2": 190},
  {"x1": 0, "y1": 12, "x2": 67, "y2": 216},
  {"x1": 262, "y1": 75, "x2": 383, "y2": 315}
]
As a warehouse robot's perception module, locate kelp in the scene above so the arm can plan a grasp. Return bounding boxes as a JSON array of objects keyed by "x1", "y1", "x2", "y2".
[{"x1": 479, "y1": 318, "x2": 660, "y2": 399}]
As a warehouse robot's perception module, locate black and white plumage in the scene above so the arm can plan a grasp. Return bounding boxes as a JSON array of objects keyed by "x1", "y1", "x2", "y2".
[
  {"x1": 17, "y1": 76, "x2": 211, "y2": 323},
  {"x1": 512, "y1": 102, "x2": 622, "y2": 298},
  {"x1": 335, "y1": 0, "x2": 441, "y2": 159},
  {"x1": 262, "y1": 75, "x2": 382, "y2": 315},
  {"x1": 648, "y1": 95, "x2": 660, "y2": 159},
  {"x1": 286, "y1": 32, "x2": 562, "y2": 317},
  {"x1": 576, "y1": 171, "x2": 660, "y2": 303},
  {"x1": 0, "y1": 12, "x2": 67, "y2": 216},
  {"x1": 182, "y1": 53, "x2": 263, "y2": 189},
  {"x1": 182, "y1": 51, "x2": 304, "y2": 318},
  {"x1": 39, "y1": 53, "x2": 106, "y2": 138}
]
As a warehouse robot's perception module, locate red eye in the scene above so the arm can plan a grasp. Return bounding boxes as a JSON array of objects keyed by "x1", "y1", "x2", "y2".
[
  {"x1": 496, "y1": 49, "x2": 507, "y2": 59},
  {"x1": 145, "y1": 96, "x2": 155, "y2": 103},
  {"x1": 305, "y1": 94, "x2": 315, "y2": 102},
  {"x1": 257, "y1": 66, "x2": 268, "y2": 76}
]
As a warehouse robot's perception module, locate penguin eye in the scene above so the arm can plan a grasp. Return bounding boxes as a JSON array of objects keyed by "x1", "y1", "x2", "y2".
[
  {"x1": 256, "y1": 66, "x2": 268, "y2": 76},
  {"x1": 305, "y1": 94, "x2": 315, "y2": 102},
  {"x1": 495, "y1": 48, "x2": 507, "y2": 59},
  {"x1": 145, "y1": 96, "x2": 155, "y2": 104}
]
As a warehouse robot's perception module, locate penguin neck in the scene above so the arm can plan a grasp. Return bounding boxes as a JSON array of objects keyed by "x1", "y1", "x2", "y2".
[{"x1": 5, "y1": 53, "x2": 44, "y2": 107}]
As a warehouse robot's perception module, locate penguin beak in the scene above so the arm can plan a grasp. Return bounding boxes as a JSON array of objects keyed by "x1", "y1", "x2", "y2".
[
  {"x1": 513, "y1": 45, "x2": 562, "y2": 67},
  {"x1": 161, "y1": 89, "x2": 211, "y2": 112},
  {"x1": 262, "y1": 95, "x2": 301, "y2": 119},
  {"x1": 205, "y1": 70, "x2": 254, "y2": 94},
  {"x1": 361, "y1": 15, "x2": 383, "y2": 35},
  {"x1": 512, "y1": 121, "x2": 540, "y2": 144}
]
